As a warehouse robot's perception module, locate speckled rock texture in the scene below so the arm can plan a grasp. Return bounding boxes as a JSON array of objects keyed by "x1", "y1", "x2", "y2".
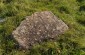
[{"x1": 12, "y1": 11, "x2": 68, "y2": 49}]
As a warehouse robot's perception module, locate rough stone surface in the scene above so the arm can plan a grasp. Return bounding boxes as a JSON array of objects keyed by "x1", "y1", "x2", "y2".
[{"x1": 12, "y1": 11, "x2": 68, "y2": 49}]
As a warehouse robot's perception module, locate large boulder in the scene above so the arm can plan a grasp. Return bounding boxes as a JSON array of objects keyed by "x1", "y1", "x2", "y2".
[{"x1": 12, "y1": 11, "x2": 68, "y2": 49}]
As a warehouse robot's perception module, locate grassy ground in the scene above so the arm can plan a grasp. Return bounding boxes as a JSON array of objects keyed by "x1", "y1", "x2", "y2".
[{"x1": 0, "y1": 0, "x2": 85, "y2": 55}]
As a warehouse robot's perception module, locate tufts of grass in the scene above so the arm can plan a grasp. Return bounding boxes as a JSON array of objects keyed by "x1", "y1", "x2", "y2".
[{"x1": 0, "y1": 0, "x2": 85, "y2": 55}]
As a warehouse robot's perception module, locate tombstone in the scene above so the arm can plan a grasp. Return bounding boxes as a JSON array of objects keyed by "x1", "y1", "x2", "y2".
[{"x1": 12, "y1": 11, "x2": 68, "y2": 49}]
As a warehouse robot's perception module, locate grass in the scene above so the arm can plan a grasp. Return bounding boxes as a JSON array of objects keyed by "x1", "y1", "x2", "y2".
[{"x1": 0, "y1": 0, "x2": 85, "y2": 55}]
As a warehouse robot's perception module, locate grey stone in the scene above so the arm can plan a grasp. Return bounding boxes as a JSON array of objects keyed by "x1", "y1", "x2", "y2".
[
  {"x1": 12, "y1": 11, "x2": 68, "y2": 49},
  {"x1": 0, "y1": 18, "x2": 5, "y2": 23}
]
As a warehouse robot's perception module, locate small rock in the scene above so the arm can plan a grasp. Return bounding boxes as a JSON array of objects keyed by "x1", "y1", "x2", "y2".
[{"x1": 12, "y1": 11, "x2": 68, "y2": 49}]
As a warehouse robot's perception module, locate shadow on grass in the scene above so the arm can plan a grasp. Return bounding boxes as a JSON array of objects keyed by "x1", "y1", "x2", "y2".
[
  {"x1": 77, "y1": 19, "x2": 85, "y2": 26},
  {"x1": 59, "y1": 6, "x2": 70, "y2": 14},
  {"x1": 77, "y1": 0, "x2": 84, "y2": 2},
  {"x1": 79, "y1": 5, "x2": 85, "y2": 11}
]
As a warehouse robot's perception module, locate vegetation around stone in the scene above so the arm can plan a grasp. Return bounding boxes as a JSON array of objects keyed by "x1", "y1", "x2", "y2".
[{"x1": 0, "y1": 0, "x2": 85, "y2": 55}]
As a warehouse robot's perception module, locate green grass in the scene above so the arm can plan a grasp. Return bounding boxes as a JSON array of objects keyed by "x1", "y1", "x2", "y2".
[{"x1": 0, "y1": 0, "x2": 85, "y2": 55}]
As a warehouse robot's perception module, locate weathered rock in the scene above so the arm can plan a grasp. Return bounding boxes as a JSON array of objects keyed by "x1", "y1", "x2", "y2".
[{"x1": 12, "y1": 11, "x2": 68, "y2": 49}]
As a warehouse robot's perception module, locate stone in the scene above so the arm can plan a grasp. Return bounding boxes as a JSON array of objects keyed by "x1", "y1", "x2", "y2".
[
  {"x1": 0, "y1": 18, "x2": 5, "y2": 23},
  {"x1": 12, "y1": 11, "x2": 68, "y2": 49}
]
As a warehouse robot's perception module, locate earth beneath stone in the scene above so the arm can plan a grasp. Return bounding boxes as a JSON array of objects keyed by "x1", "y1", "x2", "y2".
[{"x1": 12, "y1": 11, "x2": 68, "y2": 49}]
